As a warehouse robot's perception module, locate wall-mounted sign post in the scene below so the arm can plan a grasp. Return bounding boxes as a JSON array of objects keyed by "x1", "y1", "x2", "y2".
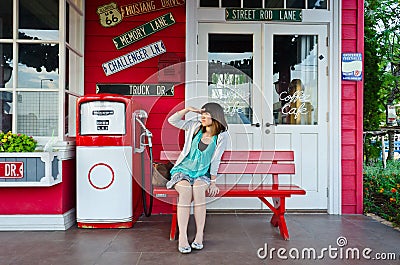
[
  {"x1": 225, "y1": 8, "x2": 302, "y2": 22},
  {"x1": 121, "y1": 0, "x2": 185, "y2": 18},
  {"x1": 341, "y1": 53, "x2": 362, "y2": 81},
  {"x1": 113, "y1": 13, "x2": 175, "y2": 50},
  {"x1": 96, "y1": 84, "x2": 174, "y2": 96},
  {"x1": 102, "y1": 40, "x2": 166, "y2": 76}
]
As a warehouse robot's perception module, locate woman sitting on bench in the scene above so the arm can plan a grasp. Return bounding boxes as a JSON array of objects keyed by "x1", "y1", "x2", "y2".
[{"x1": 166, "y1": 103, "x2": 228, "y2": 254}]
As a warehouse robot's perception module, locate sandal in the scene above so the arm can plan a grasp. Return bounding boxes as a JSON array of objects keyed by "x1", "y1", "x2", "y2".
[
  {"x1": 191, "y1": 241, "x2": 204, "y2": 250},
  {"x1": 178, "y1": 246, "x2": 191, "y2": 254}
]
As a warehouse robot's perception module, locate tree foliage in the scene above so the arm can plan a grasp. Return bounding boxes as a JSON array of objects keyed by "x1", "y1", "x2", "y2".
[{"x1": 364, "y1": 0, "x2": 400, "y2": 130}]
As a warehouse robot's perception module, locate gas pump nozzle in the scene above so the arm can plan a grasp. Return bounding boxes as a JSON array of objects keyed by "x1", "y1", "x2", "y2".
[{"x1": 133, "y1": 110, "x2": 153, "y2": 151}]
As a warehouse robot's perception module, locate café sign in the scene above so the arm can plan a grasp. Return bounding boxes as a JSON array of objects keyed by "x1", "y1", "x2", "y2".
[
  {"x1": 97, "y1": 84, "x2": 174, "y2": 96},
  {"x1": 102, "y1": 40, "x2": 166, "y2": 76},
  {"x1": 113, "y1": 13, "x2": 175, "y2": 50},
  {"x1": 225, "y1": 8, "x2": 302, "y2": 22}
]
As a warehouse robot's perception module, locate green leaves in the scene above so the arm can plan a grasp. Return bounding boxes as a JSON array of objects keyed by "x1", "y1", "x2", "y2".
[
  {"x1": 0, "y1": 131, "x2": 37, "y2": 152},
  {"x1": 364, "y1": 160, "x2": 400, "y2": 226}
]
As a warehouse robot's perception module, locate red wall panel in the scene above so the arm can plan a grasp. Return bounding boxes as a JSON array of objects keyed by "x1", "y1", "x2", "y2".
[
  {"x1": 84, "y1": 1, "x2": 186, "y2": 214},
  {"x1": 341, "y1": 0, "x2": 364, "y2": 214},
  {"x1": 0, "y1": 160, "x2": 75, "y2": 215}
]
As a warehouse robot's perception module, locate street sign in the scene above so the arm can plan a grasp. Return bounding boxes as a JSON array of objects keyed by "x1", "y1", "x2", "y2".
[
  {"x1": 96, "y1": 84, "x2": 174, "y2": 96},
  {"x1": 102, "y1": 40, "x2": 166, "y2": 76},
  {"x1": 113, "y1": 13, "x2": 175, "y2": 50},
  {"x1": 0, "y1": 162, "x2": 24, "y2": 179},
  {"x1": 225, "y1": 8, "x2": 302, "y2": 22}
]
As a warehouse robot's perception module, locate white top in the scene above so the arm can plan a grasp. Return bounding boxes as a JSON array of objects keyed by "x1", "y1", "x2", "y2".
[{"x1": 168, "y1": 111, "x2": 229, "y2": 176}]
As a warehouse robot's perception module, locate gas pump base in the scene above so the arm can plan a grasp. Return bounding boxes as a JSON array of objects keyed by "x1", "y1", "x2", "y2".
[{"x1": 77, "y1": 221, "x2": 132, "y2": 229}]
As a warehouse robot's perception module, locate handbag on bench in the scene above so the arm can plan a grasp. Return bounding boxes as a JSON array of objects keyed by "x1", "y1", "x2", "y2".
[{"x1": 152, "y1": 161, "x2": 174, "y2": 186}]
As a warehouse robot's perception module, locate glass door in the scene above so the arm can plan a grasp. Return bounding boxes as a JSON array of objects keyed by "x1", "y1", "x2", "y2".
[{"x1": 264, "y1": 25, "x2": 328, "y2": 209}]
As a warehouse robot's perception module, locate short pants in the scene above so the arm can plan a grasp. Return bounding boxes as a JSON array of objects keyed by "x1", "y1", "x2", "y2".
[{"x1": 166, "y1": 172, "x2": 211, "y2": 189}]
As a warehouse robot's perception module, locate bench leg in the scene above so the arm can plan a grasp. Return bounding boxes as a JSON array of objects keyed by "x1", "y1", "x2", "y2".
[
  {"x1": 259, "y1": 197, "x2": 289, "y2": 240},
  {"x1": 169, "y1": 197, "x2": 178, "y2": 241},
  {"x1": 273, "y1": 198, "x2": 289, "y2": 240}
]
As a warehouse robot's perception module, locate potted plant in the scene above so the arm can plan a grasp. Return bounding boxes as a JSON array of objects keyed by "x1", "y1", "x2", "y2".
[
  {"x1": 0, "y1": 131, "x2": 60, "y2": 186},
  {"x1": 0, "y1": 131, "x2": 37, "y2": 152}
]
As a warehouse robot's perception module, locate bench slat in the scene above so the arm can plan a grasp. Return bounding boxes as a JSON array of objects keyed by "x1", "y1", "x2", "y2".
[
  {"x1": 160, "y1": 150, "x2": 294, "y2": 162},
  {"x1": 153, "y1": 184, "x2": 306, "y2": 197},
  {"x1": 218, "y1": 163, "x2": 295, "y2": 174}
]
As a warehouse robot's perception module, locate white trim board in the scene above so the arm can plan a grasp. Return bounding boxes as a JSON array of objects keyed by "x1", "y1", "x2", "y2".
[{"x1": 0, "y1": 208, "x2": 76, "y2": 231}]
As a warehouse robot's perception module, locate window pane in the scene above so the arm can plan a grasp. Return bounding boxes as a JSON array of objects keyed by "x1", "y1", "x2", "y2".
[
  {"x1": 208, "y1": 34, "x2": 253, "y2": 124},
  {"x1": 65, "y1": 93, "x2": 78, "y2": 137},
  {"x1": 17, "y1": 91, "x2": 58, "y2": 136},
  {"x1": 67, "y1": 48, "x2": 83, "y2": 94},
  {"x1": 0, "y1": 43, "x2": 13, "y2": 88},
  {"x1": 287, "y1": 0, "x2": 305, "y2": 8},
  {"x1": 244, "y1": 0, "x2": 262, "y2": 8},
  {"x1": 18, "y1": 44, "x2": 59, "y2": 88},
  {"x1": 67, "y1": 3, "x2": 83, "y2": 52},
  {"x1": 222, "y1": 0, "x2": 241, "y2": 7},
  {"x1": 0, "y1": 0, "x2": 13, "y2": 39},
  {"x1": 0, "y1": 91, "x2": 12, "y2": 133},
  {"x1": 265, "y1": 0, "x2": 283, "y2": 8},
  {"x1": 200, "y1": 0, "x2": 219, "y2": 7},
  {"x1": 273, "y1": 35, "x2": 318, "y2": 125},
  {"x1": 308, "y1": 0, "x2": 327, "y2": 9},
  {"x1": 19, "y1": 0, "x2": 59, "y2": 41}
]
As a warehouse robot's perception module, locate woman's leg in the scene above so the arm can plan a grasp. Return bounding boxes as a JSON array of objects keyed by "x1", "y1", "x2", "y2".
[
  {"x1": 192, "y1": 180, "x2": 208, "y2": 244},
  {"x1": 175, "y1": 180, "x2": 193, "y2": 247}
]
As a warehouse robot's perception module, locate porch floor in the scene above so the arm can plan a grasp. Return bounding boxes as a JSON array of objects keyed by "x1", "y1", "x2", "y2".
[{"x1": 1, "y1": 213, "x2": 399, "y2": 265}]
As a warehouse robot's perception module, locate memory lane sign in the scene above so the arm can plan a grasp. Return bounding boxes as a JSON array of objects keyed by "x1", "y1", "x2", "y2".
[
  {"x1": 225, "y1": 8, "x2": 302, "y2": 22},
  {"x1": 102, "y1": 40, "x2": 166, "y2": 76},
  {"x1": 113, "y1": 13, "x2": 175, "y2": 50}
]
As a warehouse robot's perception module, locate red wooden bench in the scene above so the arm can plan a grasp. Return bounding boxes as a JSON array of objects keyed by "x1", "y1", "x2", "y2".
[{"x1": 153, "y1": 150, "x2": 306, "y2": 240}]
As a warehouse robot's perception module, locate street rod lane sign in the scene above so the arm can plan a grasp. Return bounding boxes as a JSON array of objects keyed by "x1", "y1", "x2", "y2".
[
  {"x1": 102, "y1": 40, "x2": 166, "y2": 76},
  {"x1": 0, "y1": 162, "x2": 24, "y2": 179}
]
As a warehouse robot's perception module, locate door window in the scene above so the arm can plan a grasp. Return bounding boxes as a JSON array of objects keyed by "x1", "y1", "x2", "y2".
[
  {"x1": 272, "y1": 35, "x2": 319, "y2": 125},
  {"x1": 200, "y1": 0, "x2": 328, "y2": 9},
  {"x1": 208, "y1": 34, "x2": 253, "y2": 124}
]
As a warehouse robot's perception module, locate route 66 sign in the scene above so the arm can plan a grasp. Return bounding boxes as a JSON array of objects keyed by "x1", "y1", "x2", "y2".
[{"x1": 97, "y1": 2, "x2": 122, "y2": 28}]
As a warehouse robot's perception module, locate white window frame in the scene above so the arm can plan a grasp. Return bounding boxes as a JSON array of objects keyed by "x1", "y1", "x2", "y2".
[{"x1": 0, "y1": 0, "x2": 84, "y2": 147}]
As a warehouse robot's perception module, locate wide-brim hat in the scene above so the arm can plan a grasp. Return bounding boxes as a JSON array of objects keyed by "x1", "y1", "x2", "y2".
[{"x1": 201, "y1": 102, "x2": 228, "y2": 130}]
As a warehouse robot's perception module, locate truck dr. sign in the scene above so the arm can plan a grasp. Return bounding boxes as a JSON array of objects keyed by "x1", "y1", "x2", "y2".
[{"x1": 0, "y1": 162, "x2": 24, "y2": 179}]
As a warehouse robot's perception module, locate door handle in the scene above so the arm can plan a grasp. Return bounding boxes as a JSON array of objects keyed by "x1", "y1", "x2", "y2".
[
  {"x1": 265, "y1": 122, "x2": 275, "y2": 127},
  {"x1": 251, "y1": 123, "x2": 260, "y2": 127}
]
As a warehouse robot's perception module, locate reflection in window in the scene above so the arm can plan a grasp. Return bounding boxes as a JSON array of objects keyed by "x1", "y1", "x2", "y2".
[
  {"x1": 244, "y1": 0, "x2": 263, "y2": 8},
  {"x1": 17, "y1": 92, "x2": 58, "y2": 136},
  {"x1": 208, "y1": 34, "x2": 253, "y2": 124},
  {"x1": 222, "y1": 0, "x2": 241, "y2": 7},
  {"x1": 273, "y1": 35, "x2": 318, "y2": 125},
  {"x1": 199, "y1": 0, "x2": 328, "y2": 9},
  {"x1": 265, "y1": 0, "x2": 284, "y2": 8},
  {"x1": 18, "y1": 44, "x2": 59, "y2": 88},
  {"x1": 0, "y1": 44, "x2": 13, "y2": 88},
  {"x1": 200, "y1": 0, "x2": 219, "y2": 7},
  {"x1": 0, "y1": 0, "x2": 13, "y2": 39},
  {"x1": 308, "y1": 0, "x2": 327, "y2": 9},
  {"x1": 19, "y1": 0, "x2": 59, "y2": 40},
  {"x1": 286, "y1": 0, "x2": 305, "y2": 8}
]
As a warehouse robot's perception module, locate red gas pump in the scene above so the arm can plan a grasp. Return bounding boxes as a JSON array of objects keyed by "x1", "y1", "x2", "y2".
[{"x1": 76, "y1": 94, "x2": 143, "y2": 228}]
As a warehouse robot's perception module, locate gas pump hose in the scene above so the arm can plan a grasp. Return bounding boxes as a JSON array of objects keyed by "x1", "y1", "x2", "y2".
[{"x1": 142, "y1": 145, "x2": 153, "y2": 217}]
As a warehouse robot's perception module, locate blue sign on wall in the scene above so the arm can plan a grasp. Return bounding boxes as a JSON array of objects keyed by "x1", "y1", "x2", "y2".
[{"x1": 342, "y1": 53, "x2": 363, "y2": 81}]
